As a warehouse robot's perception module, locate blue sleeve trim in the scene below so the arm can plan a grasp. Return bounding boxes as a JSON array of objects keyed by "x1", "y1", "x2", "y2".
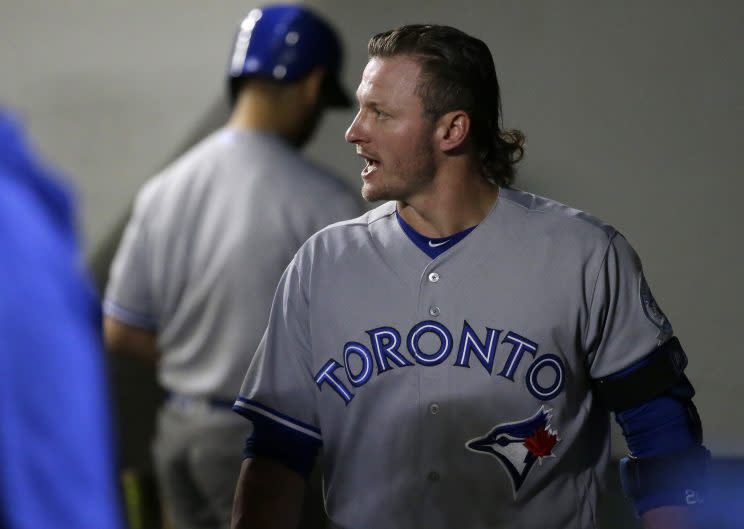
[
  {"x1": 233, "y1": 399, "x2": 322, "y2": 478},
  {"x1": 102, "y1": 299, "x2": 157, "y2": 330},
  {"x1": 233, "y1": 397, "x2": 321, "y2": 439}
]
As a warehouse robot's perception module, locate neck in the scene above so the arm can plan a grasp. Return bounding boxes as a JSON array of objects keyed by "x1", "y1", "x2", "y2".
[
  {"x1": 397, "y1": 161, "x2": 499, "y2": 238},
  {"x1": 227, "y1": 89, "x2": 294, "y2": 142}
]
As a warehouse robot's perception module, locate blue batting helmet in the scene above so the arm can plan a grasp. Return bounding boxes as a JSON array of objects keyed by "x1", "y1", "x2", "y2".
[{"x1": 228, "y1": 4, "x2": 350, "y2": 107}]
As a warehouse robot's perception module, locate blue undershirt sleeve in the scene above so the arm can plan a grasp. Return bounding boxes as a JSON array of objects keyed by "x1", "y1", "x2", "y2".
[{"x1": 235, "y1": 406, "x2": 322, "y2": 478}]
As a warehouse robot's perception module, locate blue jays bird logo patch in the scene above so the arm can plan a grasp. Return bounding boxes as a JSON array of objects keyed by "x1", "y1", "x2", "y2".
[{"x1": 466, "y1": 406, "x2": 560, "y2": 497}]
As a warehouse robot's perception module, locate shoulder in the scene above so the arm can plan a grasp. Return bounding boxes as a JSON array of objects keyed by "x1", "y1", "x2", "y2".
[
  {"x1": 219, "y1": 128, "x2": 358, "y2": 201},
  {"x1": 314, "y1": 201, "x2": 393, "y2": 239},
  {"x1": 276, "y1": 149, "x2": 358, "y2": 201},
  {"x1": 127, "y1": 130, "x2": 228, "y2": 213},
  {"x1": 0, "y1": 134, "x2": 79, "y2": 307},
  {"x1": 294, "y1": 202, "x2": 393, "y2": 260},
  {"x1": 0, "y1": 117, "x2": 75, "y2": 261},
  {"x1": 499, "y1": 187, "x2": 617, "y2": 242}
]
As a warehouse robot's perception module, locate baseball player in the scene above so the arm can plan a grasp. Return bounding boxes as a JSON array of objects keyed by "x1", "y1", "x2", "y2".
[
  {"x1": 231, "y1": 24, "x2": 710, "y2": 529},
  {"x1": 0, "y1": 110, "x2": 123, "y2": 529},
  {"x1": 103, "y1": 5, "x2": 360, "y2": 529}
]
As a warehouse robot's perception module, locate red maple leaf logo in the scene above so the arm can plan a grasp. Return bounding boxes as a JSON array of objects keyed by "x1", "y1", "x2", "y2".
[{"x1": 523, "y1": 427, "x2": 558, "y2": 458}]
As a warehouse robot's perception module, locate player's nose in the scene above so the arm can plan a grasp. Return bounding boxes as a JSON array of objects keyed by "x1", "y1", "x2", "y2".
[{"x1": 345, "y1": 111, "x2": 366, "y2": 144}]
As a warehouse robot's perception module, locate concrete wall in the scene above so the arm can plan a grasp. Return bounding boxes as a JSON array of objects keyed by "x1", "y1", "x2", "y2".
[{"x1": 2, "y1": 1, "x2": 742, "y2": 457}]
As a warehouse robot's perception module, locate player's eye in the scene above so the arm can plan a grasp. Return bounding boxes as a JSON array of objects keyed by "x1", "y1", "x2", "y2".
[{"x1": 374, "y1": 107, "x2": 389, "y2": 119}]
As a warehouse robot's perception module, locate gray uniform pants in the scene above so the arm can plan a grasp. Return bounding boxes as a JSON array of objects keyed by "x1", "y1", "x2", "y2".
[{"x1": 152, "y1": 399, "x2": 251, "y2": 529}]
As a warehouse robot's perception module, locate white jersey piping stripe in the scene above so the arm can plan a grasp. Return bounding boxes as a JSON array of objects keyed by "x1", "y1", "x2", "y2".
[{"x1": 233, "y1": 399, "x2": 322, "y2": 440}]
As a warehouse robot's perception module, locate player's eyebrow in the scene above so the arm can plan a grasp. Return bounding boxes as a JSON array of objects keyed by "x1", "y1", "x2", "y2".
[{"x1": 355, "y1": 97, "x2": 388, "y2": 112}]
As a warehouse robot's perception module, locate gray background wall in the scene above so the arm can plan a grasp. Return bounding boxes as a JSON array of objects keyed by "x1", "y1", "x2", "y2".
[{"x1": 2, "y1": 1, "x2": 742, "y2": 459}]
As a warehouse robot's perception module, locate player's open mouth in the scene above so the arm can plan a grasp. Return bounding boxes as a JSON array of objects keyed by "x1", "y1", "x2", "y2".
[{"x1": 361, "y1": 157, "x2": 379, "y2": 178}]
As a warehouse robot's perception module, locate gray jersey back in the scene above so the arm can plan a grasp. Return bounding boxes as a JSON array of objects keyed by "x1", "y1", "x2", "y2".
[
  {"x1": 105, "y1": 128, "x2": 360, "y2": 399},
  {"x1": 237, "y1": 187, "x2": 673, "y2": 529}
]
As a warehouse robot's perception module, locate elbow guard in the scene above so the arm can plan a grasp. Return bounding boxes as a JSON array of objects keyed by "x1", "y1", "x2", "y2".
[
  {"x1": 617, "y1": 395, "x2": 710, "y2": 515},
  {"x1": 595, "y1": 337, "x2": 710, "y2": 514}
]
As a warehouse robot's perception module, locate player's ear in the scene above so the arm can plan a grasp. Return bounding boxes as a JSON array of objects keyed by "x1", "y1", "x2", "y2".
[{"x1": 436, "y1": 110, "x2": 470, "y2": 153}]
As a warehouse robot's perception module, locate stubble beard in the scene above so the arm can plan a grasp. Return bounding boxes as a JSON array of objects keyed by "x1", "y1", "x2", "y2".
[
  {"x1": 360, "y1": 140, "x2": 436, "y2": 203},
  {"x1": 361, "y1": 179, "x2": 391, "y2": 202},
  {"x1": 291, "y1": 101, "x2": 323, "y2": 149}
]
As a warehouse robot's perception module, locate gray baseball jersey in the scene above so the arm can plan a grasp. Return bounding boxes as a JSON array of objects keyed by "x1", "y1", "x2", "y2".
[
  {"x1": 105, "y1": 127, "x2": 360, "y2": 399},
  {"x1": 235, "y1": 187, "x2": 674, "y2": 529}
]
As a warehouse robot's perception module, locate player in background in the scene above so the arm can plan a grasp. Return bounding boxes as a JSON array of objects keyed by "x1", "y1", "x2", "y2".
[
  {"x1": 0, "y1": 110, "x2": 123, "y2": 529},
  {"x1": 103, "y1": 5, "x2": 360, "y2": 529},
  {"x1": 231, "y1": 24, "x2": 710, "y2": 529}
]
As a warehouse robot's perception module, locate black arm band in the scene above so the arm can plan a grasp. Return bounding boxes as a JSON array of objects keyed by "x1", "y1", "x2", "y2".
[{"x1": 594, "y1": 337, "x2": 688, "y2": 411}]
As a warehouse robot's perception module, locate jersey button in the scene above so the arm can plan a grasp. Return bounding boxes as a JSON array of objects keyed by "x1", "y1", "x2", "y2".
[
  {"x1": 427, "y1": 471, "x2": 440, "y2": 482},
  {"x1": 429, "y1": 403, "x2": 440, "y2": 415},
  {"x1": 428, "y1": 272, "x2": 440, "y2": 283},
  {"x1": 428, "y1": 305, "x2": 440, "y2": 317}
]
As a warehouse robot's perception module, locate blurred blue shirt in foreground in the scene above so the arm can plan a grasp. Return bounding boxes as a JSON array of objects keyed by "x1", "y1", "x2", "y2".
[{"x1": 0, "y1": 110, "x2": 122, "y2": 529}]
